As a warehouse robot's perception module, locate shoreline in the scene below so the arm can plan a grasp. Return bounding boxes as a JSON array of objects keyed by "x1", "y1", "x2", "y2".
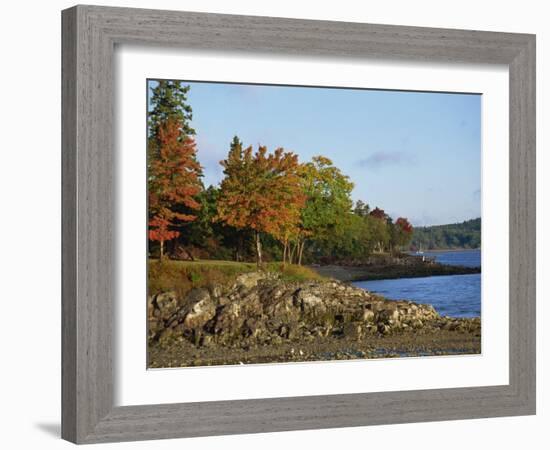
[
  {"x1": 149, "y1": 330, "x2": 481, "y2": 367},
  {"x1": 410, "y1": 248, "x2": 481, "y2": 253},
  {"x1": 308, "y1": 262, "x2": 481, "y2": 283},
  {"x1": 147, "y1": 270, "x2": 481, "y2": 368}
]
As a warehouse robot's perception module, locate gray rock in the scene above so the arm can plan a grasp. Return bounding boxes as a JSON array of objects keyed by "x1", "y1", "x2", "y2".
[
  {"x1": 182, "y1": 289, "x2": 216, "y2": 330},
  {"x1": 148, "y1": 277, "x2": 446, "y2": 347},
  {"x1": 234, "y1": 271, "x2": 272, "y2": 289},
  {"x1": 154, "y1": 291, "x2": 179, "y2": 320},
  {"x1": 185, "y1": 288, "x2": 211, "y2": 305}
]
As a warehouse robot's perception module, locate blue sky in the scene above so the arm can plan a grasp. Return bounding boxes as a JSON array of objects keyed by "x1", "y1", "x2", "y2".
[{"x1": 148, "y1": 80, "x2": 481, "y2": 226}]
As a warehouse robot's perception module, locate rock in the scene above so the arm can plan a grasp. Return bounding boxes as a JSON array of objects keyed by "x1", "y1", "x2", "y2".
[
  {"x1": 185, "y1": 287, "x2": 211, "y2": 305},
  {"x1": 376, "y1": 307, "x2": 399, "y2": 324},
  {"x1": 218, "y1": 296, "x2": 230, "y2": 306},
  {"x1": 343, "y1": 322, "x2": 363, "y2": 340},
  {"x1": 148, "y1": 318, "x2": 163, "y2": 339},
  {"x1": 213, "y1": 302, "x2": 245, "y2": 341},
  {"x1": 182, "y1": 289, "x2": 216, "y2": 330},
  {"x1": 297, "y1": 290, "x2": 325, "y2": 313},
  {"x1": 154, "y1": 291, "x2": 179, "y2": 320},
  {"x1": 235, "y1": 271, "x2": 272, "y2": 289},
  {"x1": 158, "y1": 327, "x2": 175, "y2": 346},
  {"x1": 209, "y1": 284, "x2": 223, "y2": 299},
  {"x1": 148, "y1": 276, "x2": 449, "y2": 348},
  {"x1": 362, "y1": 309, "x2": 375, "y2": 322}
]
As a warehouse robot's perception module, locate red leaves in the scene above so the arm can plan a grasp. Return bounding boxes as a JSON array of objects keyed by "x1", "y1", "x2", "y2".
[
  {"x1": 217, "y1": 144, "x2": 305, "y2": 241},
  {"x1": 369, "y1": 207, "x2": 387, "y2": 220},
  {"x1": 148, "y1": 118, "x2": 203, "y2": 245},
  {"x1": 396, "y1": 217, "x2": 413, "y2": 234},
  {"x1": 148, "y1": 217, "x2": 180, "y2": 242}
]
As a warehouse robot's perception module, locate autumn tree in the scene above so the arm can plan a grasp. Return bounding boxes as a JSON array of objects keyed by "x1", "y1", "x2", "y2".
[
  {"x1": 272, "y1": 198, "x2": 304, "y2": 267},
  {"x1": 393, "y1": 217, "x2": 414, "y2": 251},
  {"x1": 297, "y1": 156, "x2": 354, "y2": 265},
  {"x1": 369, "y1": 207, "x2": 387, "y2": 220},
  {"x1": 369, "y1": 207, "x2": 390, "y2": 253},
  {"x1": 216, "y1": 142, "x2": 305, "y2": 267},
  {"x1": 148, "y1": 118, "x2": 203, "y2": 259},
  {"x1": 148, "y1": 81, "x2": 197, "y2": 188}
]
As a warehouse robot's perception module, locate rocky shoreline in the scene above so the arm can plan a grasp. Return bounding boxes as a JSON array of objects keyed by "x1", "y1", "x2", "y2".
[
  {"x1": 148, "y1": 271, "x2": 480, "y2": 367},
  {"x1": 309, "y1": 254, "x2": 481, "y2": 282}
]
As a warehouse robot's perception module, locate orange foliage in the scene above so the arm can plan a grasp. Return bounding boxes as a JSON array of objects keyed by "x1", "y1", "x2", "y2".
[
  {"x1": 216, "y1": 144, "x2": 305, "y2": 261},
  {"x1": 148, "y1": 118, "x2": 203, "y2": 249}
]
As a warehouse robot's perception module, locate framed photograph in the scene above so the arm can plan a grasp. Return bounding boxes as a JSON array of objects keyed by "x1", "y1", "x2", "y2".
[{"x1": 62, "y1": 5, "x2": 536, "y2": 444}]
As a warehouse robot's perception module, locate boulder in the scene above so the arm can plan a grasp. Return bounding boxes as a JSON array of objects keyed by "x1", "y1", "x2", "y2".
[
  {"x1": 183, "y1": 289, "x2": 216, "y2": 330},
  {"x1": 148, "y1": 276, "x2": 455, "y2": 347},
  {"x1": 153, "y1": 291, "x2": 179, "y2": 320},
  {"x1": 297, "y1": 290, "x2": 325, "y2": 314},
  {"x1": 362, "y1": 309, "x2": 375, "y2": 323}
]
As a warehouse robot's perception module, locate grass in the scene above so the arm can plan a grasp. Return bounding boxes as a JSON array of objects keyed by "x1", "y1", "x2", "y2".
[
  {"x1": 265, "y1": 262, "x2": 325, "y2": 282},
  {"x1": 148, "y1": 259, "x2": 325, "y2": 298}
]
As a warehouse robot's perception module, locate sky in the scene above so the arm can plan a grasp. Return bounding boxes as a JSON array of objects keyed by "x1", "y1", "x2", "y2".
[{"x1": 148, "y1": 80, "x2": 481, "y2": 227}]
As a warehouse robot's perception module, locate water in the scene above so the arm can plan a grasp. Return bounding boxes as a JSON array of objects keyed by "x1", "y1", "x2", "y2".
[
  {"x1": 420, "y1": 249, "x2": 481, "y2": 268},
  {"x1": 353, "y1": 250, "x2": 481, "y2": 318}
]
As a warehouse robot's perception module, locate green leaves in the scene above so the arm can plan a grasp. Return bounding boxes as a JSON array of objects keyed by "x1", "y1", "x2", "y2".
[
  {"x1": 299, "y1": 156, "x2": 354, "y2": 244},
  {"x1": 148, "y1": 81, "x2": 195, "y2": 140}
]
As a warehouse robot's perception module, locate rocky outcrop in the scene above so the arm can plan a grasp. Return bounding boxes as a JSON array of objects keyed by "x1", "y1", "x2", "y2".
[{"x1": 148, "y1": 271, "x2": 480, "y2": 348}]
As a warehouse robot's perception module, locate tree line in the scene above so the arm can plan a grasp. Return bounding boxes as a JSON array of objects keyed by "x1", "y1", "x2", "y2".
[
  {"x1": 411, "y1": 218, "x2": 481, "y2": 250},
  {"x1": 147, "y1": 81, "x2": 414, "y2": 266}
]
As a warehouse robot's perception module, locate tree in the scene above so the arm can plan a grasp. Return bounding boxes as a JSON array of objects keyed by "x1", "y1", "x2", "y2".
[
  {"x1": 394, "y1": 217, "x2": 413, "y2": 250},
  {"x1": 148, "y1": 82, "x2": 197, "y2": 188},
  {"x1": 411, "y1": 218, "x2": 480, "y2": 250},
  {"x1": 148, "y1": 118, "x2": 203, "y2": 259},
  {"x1": 354, "y1": 200, "x2": 370, "y2": 217},
  {"x1": 216, "y1": 142, "x2": 305, "y2": 267},
  {"x1": 368, "y1": 207, "x2": 390, "y2": 253},
  {"x1": 297, "y1": 156, "x2": 354, "y2": 264},
  {"x1": 148, "y1": 80, "x2": 195, "y2": 144},
  {"x1": 272, "y1": 197, "x2": 303, "y2": 267},
  {"x1": 369, "y1": 207, "x2": 387, "y2": 220}
]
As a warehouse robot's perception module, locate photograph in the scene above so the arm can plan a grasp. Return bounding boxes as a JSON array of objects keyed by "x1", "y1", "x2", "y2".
[{"x1": 146, "y1": 79, "x2": 482, "y2": 368}]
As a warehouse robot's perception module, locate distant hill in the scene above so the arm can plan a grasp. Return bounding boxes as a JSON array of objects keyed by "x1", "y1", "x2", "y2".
[{"x1": 411, "y1": 218, "x2": 481, "y2": 250}]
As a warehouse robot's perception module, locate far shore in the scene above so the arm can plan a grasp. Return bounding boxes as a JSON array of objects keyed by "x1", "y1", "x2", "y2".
[
  {"x1": 308, "y1": 262, "x2": 481, "y2": 282},
  {"x1": 409, "y1": 248, "x2": 481, "y2": 253}
]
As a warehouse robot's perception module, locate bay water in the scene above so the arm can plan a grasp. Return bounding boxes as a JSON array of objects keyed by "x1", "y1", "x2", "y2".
[{"x1": 353, "y1": 249, "x2": 481, "y2": 318}]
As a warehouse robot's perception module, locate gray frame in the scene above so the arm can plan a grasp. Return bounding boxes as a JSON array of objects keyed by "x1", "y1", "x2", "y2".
[{"x1": 62, "y1": 4, "x2": 536, "y2": 444}]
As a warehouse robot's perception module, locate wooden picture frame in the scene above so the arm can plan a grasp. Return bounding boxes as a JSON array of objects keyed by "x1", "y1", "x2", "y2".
[{"x1": 61, "y1": 5, "x2": 536, "y2": 444}]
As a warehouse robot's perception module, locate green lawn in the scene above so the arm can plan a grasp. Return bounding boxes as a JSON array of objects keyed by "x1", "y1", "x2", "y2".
[{"x1": 148, "y1": 259, "x2": 325, "y2": 298}]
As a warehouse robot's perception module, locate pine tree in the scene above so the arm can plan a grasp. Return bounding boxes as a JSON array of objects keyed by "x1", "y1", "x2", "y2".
[{"x1": 148, "y1": 80, "x2": 195, "y2": 144}]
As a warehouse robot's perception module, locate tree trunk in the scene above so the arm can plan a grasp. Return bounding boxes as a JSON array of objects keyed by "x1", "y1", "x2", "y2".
[
  {"x1": 159, "y1": 240, "x2": 164, "y2": 260},
  {"x1": 282, "y1": 239, "x2": 288, "y2": 268},
  {"x1": 298, "y1": 240, "x2": 306, "y2": 266},
  {"x1": 255, "y1": 231, "x2": 263, "y2": 268},
  {"x1": 289, "y1": 241, "x2": 297, "y2": 265}
]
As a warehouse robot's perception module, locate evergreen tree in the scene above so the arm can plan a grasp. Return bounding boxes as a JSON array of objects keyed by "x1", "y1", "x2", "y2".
[{"x1": 148, "y1": 80, "x2": 195, "y2": 141}]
